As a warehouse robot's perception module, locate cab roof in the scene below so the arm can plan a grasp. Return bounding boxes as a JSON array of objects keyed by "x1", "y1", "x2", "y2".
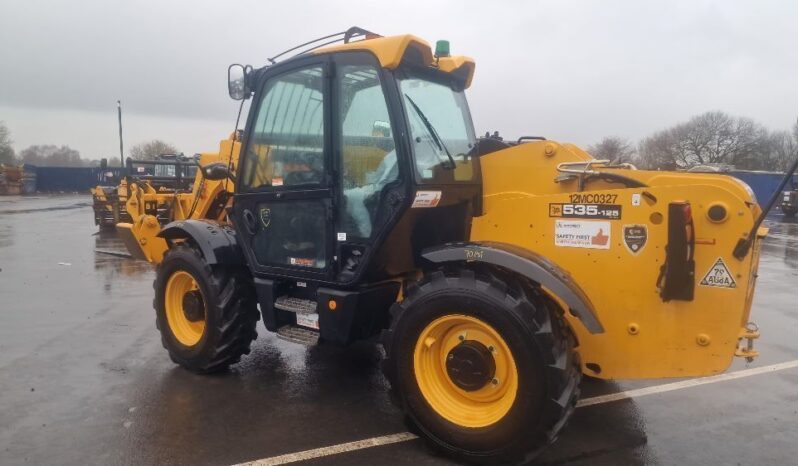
[{"x1": 314, "y1": 34, "x2": 475, "y2": 88}]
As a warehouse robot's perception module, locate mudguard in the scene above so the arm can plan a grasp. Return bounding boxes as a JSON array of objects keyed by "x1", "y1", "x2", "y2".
[
  {"x1": 158, "y1": 220, "x2": 245, "y2": 265},
  {"x1": 422, "y1": 241, "x2": 604, "y2": 334}
]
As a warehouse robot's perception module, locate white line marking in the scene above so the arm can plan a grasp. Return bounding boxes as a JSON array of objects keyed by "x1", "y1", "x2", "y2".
[
  {"x1": 577, "y1": 358, "x2": 798, "y2": 407},
  {"x1": 235, "y1": 432, "x2": 419, "y2": 466},
  {"x1": 233, "y1": 359, "x2": 798, "y2": 466}
]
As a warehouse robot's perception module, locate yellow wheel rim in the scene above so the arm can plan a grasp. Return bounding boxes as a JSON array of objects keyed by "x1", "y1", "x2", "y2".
[
  {"x1": 164, "y1": 270, "x2": 206, "y2": 347},
  {"x1": 413, "y1": 314, "x2": 518, "y2": 428}
]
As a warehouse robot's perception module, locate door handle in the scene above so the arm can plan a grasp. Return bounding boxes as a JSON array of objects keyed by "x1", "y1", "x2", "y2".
[{"x1": 242, "y1": 209, "x2": 257, "y2": 235}]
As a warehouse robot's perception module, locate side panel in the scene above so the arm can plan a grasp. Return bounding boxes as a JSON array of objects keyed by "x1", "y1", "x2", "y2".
[{"x1": 472, "y1": 184, "x2": 759, "y2": 380}]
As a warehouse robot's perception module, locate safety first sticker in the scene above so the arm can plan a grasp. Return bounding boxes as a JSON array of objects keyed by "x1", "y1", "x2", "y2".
[
  {"x1": 554, "y1": 220, "x2": 611, "y2": 250},
  {"x1": 700, "y1": 257, "x2": 737, "y2": 288},
  {"x1": 411, "y1": 191, "x2": 442, "y2": 208}
]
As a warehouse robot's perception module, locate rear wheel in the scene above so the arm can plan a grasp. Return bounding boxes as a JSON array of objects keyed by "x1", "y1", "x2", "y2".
[
  {"x1": 154, "y1": 243, "x2": 259, "y2": 373},
  {"x1": 382, "y1": 269, "x2": 580, "y2": 464}
]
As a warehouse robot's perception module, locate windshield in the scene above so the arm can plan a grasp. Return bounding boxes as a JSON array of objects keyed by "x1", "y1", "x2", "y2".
[{"x1": 399, "y1": 74, "x2": 477, "y2": 183}]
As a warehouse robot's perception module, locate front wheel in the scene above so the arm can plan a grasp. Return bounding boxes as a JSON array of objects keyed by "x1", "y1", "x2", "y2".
[
  {"x1": 154, "y1": 243, "x2": 259, "y2": 373},
  {"x1": 382, "y1": 269, "x2": 580, "y2": 464}
]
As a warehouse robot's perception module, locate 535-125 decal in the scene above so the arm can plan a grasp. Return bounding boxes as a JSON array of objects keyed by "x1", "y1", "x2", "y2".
[{"x1": 549, "y1": 203, "x2": 622, "y2": 220}]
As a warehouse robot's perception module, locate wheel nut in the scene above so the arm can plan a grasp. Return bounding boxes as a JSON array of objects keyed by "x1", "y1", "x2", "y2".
[{"x1": 491, "y1": 378, "x2": 499, "y2": 385}]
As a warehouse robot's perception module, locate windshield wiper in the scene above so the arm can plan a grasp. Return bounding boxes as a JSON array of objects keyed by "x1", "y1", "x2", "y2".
[{"x1": 404, "y1": 94, "x2": 456, "y2": 169}]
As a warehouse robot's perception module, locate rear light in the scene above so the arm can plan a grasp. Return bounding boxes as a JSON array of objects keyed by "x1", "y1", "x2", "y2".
[{"x1": 658, "y1": 202, "x2": 696, "y2": 302}]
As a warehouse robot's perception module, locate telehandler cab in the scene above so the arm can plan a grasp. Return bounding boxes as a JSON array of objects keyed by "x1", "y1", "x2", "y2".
[{"x1": 122, "y1": 27, "x2": 772, "y2": 463}]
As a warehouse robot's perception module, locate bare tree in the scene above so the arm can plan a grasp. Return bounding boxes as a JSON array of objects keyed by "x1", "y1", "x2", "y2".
[
  {"x1": 764, "y1": 130, "x2": 797, "y2": 172},
  {"x1": 588, "y1": 136, "x2": 634, "y2": 163},
  {"x1": 638, "y1": 111, "x2": 770, "y2": 170},
  {"x1": 19, "y1": 145, "x2": 85, "y2": 167},
  {"x1": 0, "y1": 121, "x2": 16, "y2": 165},
  {"x1": 636, "y1": 132, "x2": 679, "y2": 170},
  {"x1": 129, "y1": 140, "x2": 179, "y2": 160}
]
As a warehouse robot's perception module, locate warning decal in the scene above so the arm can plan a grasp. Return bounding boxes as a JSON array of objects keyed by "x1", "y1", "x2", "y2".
[
  {"x1": 699, "y1": 257, "x2": 737, "y2": 289},
  {"x1": 554, "y1": 220, "x2": 611, "y2": 250},
  {"x1": 411, "y1": 190, "x2": 442, "y2": 208}
]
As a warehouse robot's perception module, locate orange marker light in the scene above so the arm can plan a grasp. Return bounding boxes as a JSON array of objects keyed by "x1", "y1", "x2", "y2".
[{"x1": 328, "y1": 300, "x2": 337, "y2": 311}]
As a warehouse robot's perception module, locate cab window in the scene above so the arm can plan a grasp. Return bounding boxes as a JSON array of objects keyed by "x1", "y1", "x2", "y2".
[
  {"x1": 338, "y1": 64, "x2": 397, "y2": 239},
  {"x1": 242, "y1": 66, "x2": 325, "y2": 190},
  {"x1": 399, "y1": 74, "x2": 477, "y2": 183}
]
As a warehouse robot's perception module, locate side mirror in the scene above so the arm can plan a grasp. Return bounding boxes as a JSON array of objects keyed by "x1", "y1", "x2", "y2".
[
  {"x1": 100, "y1": 158, "x2": 108, "y2": 169},
  {"x1": 202, "y1": 162, "x2": 233, "y2": 181},
  {"x1": 228, "y1": 64, "x2": 251, "y2": 100}
]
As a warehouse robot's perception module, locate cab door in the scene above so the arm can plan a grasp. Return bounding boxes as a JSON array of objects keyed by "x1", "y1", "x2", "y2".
[
  {"x1": 331, "y1": 52, "x2": 409, "y2": 283},
  {"x1": 233, "y1": 59, "x2": 334, "y2": 280}
]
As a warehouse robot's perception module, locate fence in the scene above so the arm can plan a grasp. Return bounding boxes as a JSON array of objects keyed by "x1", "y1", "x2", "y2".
[
  {"x1": 728, "y1": 170, "x2": 798, "y2": 207},
  {"x1": 32, "y1": 166, "x2": 124, "y2": 193}
]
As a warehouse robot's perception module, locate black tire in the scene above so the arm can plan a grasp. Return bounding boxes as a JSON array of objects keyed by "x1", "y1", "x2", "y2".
[
  {"x1": 783, "y1": 207, "x2": 797, "y2": 218},
  {"x1": 154, "y1": 243, "x2": 259, "y2": 373},
  {"x1": 382, "y1": 268, "x2": 581, "y2": 464}
]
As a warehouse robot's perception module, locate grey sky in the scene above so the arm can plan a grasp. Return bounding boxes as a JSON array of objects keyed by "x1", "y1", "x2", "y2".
[{"x1": 1, "y1": 0, "x2": 796, "y2": 160}]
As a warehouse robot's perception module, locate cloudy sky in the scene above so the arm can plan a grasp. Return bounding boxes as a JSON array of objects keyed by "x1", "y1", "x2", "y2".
[{"x1": 1, "y1": 0, "x2": 796, "y2": 160}]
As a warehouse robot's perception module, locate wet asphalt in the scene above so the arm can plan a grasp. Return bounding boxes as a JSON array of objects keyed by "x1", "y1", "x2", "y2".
[{"x1": 0, "y1": 194, "x2": 796, "y2": 466}]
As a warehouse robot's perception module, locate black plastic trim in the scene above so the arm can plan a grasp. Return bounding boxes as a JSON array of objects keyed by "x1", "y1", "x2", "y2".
[
  {"x1": 157, "y1": 219, "x2": 245, "y2": 265},
  {"x1": 421, "y1": 241, "x2": 604, "y2": 334}
]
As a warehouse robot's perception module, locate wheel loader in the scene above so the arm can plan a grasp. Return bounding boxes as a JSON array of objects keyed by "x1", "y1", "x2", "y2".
[{"x1": 118, "y1": 27, "x2": 780, "y2": 463}]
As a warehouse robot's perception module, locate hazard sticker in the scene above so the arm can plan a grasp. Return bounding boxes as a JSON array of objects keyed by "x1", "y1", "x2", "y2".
[{"x1": 700, "y1": 258, "x2": 737, "y2": 289}]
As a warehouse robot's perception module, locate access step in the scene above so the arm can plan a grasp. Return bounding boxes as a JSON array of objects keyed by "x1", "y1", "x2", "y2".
[
  {"x1": 276, "y1": 325, "x2": 319, "y2": 346},
  {"x1": 274, "y1": 295, "x2": 317, "y2": 314}
]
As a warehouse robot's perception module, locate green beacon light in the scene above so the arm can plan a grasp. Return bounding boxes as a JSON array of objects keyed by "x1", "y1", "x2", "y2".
[{"x1": 435, "y1": 40, "x2": 450, "y2": 58}]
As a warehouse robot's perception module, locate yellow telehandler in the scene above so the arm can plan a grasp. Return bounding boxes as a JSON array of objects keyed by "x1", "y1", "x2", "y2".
[
  {"x1": 118, "y1": 27, "x2": 789, "y2": 463},
  {"x1": 92, "y1": 154, "x2": 198, "y2": 230},
  {"x1": 116, "y1": 146, "x2": 238, "y2": 261}
]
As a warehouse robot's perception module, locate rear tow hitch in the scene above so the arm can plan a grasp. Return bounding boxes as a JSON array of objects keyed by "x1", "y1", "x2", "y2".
[{"x1": 735, "y1": 322, "x2": 760, "y2": 363}]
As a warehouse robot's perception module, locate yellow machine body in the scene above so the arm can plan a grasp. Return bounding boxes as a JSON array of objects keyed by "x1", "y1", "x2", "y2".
[
  {"x1": 91, "y1": 179, "x2": 130, "y2": 228},
  {"x1": 121, "y1": 33, "x2": 765, "y2": 382},
  {"x1": 473, "y1": 141, "x2": 763, "y2": 379},
  {"x1": 116, "y1": 137, "x2": 240, "y2": 263}
]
